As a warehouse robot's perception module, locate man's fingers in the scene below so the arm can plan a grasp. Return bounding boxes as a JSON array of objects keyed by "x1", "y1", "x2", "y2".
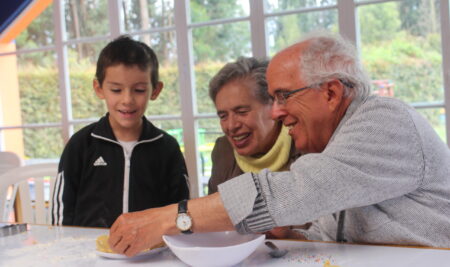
[
  {"x1": 111, "y1": 228, "x2": 138, "y2": 254},
  {"x1": 109, "y1": 215, "x2": 123, "y2": 234},
  {"x1": 108, "y1": 233, "x2": 122, "y2": 251},
  {"x1": 124, "y1": 243, "x2": 141, "y2": 257}
]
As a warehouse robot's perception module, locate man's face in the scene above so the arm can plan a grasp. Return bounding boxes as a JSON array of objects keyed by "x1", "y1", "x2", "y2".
[
  {"x1": 214, "y1": 78, "x2": 279, "y2": 157},
  {"x1": 94, "y1": 64, "x2": 162, "y2": 140},
  {"x1": 267, "y1": 47, "x2": 337, "y2": 154}
]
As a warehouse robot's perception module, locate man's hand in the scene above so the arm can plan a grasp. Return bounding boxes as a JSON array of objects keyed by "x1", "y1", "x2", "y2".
[
  {"x1": 108, "y1": 193, "x2": 233, "y2": 257},
  {"x1": 108, "y1": 204, "x2": 178, "y2": 257},
  {"x1": 265, "y1": 226, "x2": 307, "y2": 240}
]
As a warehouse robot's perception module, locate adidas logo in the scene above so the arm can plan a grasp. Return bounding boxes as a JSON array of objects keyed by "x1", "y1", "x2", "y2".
[{"x1": 93, "y1": 156, "x2": 107, "y2": 166}]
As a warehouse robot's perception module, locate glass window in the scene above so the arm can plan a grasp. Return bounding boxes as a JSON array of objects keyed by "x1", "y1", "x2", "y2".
[
  {"x1": 23, "y1": 127, "x2": 64, "y2": 161},
  {"x1": 17, "y1": 52, "x2": 60, "y2": 124},
  {"x1": 359, "y1": 1, "x2": 443, "y2": 104},
  {"x1": 73, "y1": 122, "x2": 90, "y2": 133},
  {"x1": 190, "y1": 0, "x2": 249, "y2": 23},
  {"x1": 122, "y1": 0, "x2": 175, "y2": 31},
  {"x1": 132, "y1": 33, "x2": 181, "y2": 116},
  {"x1": 266, "y1": 9, "x2": 338, "y2": 56},
  {"x1": 417, "y1": 108, "x2": 447, "y2": 144},
  {"x1": 69, "y1": 40, "x2": 109, "y2": 120},
  {"x1": 197, "y1": 118, "x2": 222, "y2": 196},
  {"x1": 192, "y1": 22, "x2": 252, "y2": 114},
  {"x1": 264, "y1": 0, "x2": 336, "y2": 13},
  {"x1": 64, "y1": 0, "x2": 109, "y2": 39},
  {"x1": 152, "y1": 120, "x2": 184, "y2": 152},
  {"x1": 15, "y1": 3, "x2": 54, "y2": 50}
]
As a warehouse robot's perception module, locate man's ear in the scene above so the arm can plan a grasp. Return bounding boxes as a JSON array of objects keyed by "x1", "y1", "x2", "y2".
[
  {"x1": 323, "y1": 79, "x2": 345, "y2": 112},
  {"x1": 93, "y1": 79, "x2": 105, "y2": 99},
  {"x1": 150, "y1": 81, "x2": 164, "y2": 100}
]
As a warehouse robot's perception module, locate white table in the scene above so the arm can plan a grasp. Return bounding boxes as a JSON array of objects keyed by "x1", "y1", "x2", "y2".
[{"x1": 1, "y1": 224, "x2": 449, "y2": 267}]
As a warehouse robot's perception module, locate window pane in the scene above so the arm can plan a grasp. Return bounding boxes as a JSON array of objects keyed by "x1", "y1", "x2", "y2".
[
  {"x1": 416, "y1": 108, "x2": 447, "y2": 144},
  {"x1": 64, "y1": 0, "x2": 109, "y2": 39},
  {"x1": 198, "y1": 118, "x2": 222, "y2": 196},
  {"x1": 132, "y1": 33, "x2": 181, "y2": 116},
  {"x1": 264, "y1": 0, "x2": 336, "y2": 13},
  {"x1": 152, "y1": 120, "x2": 188, "y2": 169},
  {"x1": 190, "y1": 0, "x2": 249, "y2": 23},
  {"x1": 193, "y1": 22, "x2": 252, "y2": 114},
  {"x1": 69, "y1": 41, "x2": 109, "y2": 119},
  {"x1": 122, "y1": 0, "x2": 175, "y2": 31},
  {"x1": 17, "y1": 51, "x2": 60, "y2": 124},
  {"x1": 152, "y1": 119, "x2": 183, "y2": 145},
  {"x1": 266, "y1": 9, "x2": 338, "y2": 56},
  {"x1": 359, "y1": 1, "x2": 443, "y2": 104},
  {"x1": 21, "y1": 127, "x2": 64, "y2": 161},
  {"x1": 15, "y1": 4, "x2": 54, "y2": 50}
]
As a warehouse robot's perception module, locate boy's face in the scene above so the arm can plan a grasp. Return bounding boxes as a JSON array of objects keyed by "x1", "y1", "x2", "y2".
[{"x1": 94, "y1": 64, "x2": 163, "y2": 140}]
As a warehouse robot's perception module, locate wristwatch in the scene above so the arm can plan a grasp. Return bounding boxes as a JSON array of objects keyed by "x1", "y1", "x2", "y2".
[{"x1": 176, "y1": 199, "x2": 193, "y2": 234}]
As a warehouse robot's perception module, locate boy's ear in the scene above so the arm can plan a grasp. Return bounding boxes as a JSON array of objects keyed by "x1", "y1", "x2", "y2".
[
  {"x1": 150, "y1": 81, "x2": 164, "y2": 100},
  {"x1": 93, "y1": 79, "x2": 105, "y2": 99}
]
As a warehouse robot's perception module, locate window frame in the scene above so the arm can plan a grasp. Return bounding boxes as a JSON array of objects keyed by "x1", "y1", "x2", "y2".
[{"x1": 0, "y1": 0, "x2": 449, "y2": 197}]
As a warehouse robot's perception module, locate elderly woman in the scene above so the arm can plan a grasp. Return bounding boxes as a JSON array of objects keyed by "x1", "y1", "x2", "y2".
[{"x1": 207, "y1": 57, "x2": 299, "y2": 194}]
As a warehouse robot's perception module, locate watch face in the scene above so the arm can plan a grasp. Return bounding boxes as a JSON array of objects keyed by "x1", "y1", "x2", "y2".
[{"x1": 176, "y1": 213, "x2": 192, "y2": 231}]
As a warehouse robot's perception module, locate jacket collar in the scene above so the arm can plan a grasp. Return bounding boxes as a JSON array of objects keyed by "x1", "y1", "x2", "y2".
[{"x1": 92, "y1": 113, "x2": 163, "y2": 142}]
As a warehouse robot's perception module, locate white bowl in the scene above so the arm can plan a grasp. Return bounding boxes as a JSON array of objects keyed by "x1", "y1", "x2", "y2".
[{"x1": 162, "y1": 231, "x2": 265, "y2": 267}]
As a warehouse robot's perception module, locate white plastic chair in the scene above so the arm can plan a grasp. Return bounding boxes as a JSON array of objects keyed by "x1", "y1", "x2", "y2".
[
  {"x1": 0, "y1": 163, "x2": 58, "y2": 224},
  {"x1": 0, "y1": 151, "x2": 22, "y2": 174}
]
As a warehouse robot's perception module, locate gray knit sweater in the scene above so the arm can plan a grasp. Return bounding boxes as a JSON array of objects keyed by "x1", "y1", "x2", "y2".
[{"x1": 218, "y1": 95, "x2": 450, "y2": 247}]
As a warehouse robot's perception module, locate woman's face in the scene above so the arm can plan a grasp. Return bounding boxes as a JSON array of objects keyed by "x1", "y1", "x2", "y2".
[{"x1": 215, "y1": 78, "x2": 280, "y2": 157}]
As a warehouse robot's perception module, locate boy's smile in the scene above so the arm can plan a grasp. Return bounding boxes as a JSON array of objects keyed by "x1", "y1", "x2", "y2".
[{"x1": 94, "y1": 64, "x2": 162, "y2": 141}]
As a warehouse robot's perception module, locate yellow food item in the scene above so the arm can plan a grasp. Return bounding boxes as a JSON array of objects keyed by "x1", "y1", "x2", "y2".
[
  {"x1": 323, "y1": 260, "x2": 340, "y2": 267},
  {"x1": 96, "y1": 234, "x2": 165, "y2": 254}
]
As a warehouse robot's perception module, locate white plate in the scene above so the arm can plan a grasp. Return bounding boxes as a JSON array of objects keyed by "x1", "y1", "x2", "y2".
[{"x1": 96, "y1": 246, "x2": 167, "y2": 259}]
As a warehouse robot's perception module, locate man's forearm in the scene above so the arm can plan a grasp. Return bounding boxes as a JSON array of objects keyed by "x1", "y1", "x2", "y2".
[
  {"x1": 188, "y1": 192, "x2": 235, "y2": 233},
  {"x1": 109, "y1": 192, "x2": 235, "y2": 257}
]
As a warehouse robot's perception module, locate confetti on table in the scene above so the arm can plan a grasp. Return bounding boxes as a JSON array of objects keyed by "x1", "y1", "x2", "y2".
[{"x1": 280, "y1": 247, "x2": 340, "y2": 266}]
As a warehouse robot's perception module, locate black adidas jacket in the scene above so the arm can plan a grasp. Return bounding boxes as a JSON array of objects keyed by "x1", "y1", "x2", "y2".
[{"x1": 51, "y1": 114, "x2": 189, "y2": 227}]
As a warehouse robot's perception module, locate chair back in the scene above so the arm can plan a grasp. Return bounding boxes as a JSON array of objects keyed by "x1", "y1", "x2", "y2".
[
  {"x1": 0, "y1": 163, "x2": 58, "y2": 224},
  {"x1": 0, "y1": 151, "x2": 22, "y2": 174}
]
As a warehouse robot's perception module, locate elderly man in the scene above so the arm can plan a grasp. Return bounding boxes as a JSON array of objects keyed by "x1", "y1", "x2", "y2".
[{"x1": 109, "y1": 32, "x2": 450, "y2": 257}]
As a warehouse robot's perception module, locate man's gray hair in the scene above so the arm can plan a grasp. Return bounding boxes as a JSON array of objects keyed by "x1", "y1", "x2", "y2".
[
  {"x1": 209, "y1": 57, "x2": 271, "y2": 104},
  {"x1": 299, "y1": 32, "x2": 371, "y2": 100}
]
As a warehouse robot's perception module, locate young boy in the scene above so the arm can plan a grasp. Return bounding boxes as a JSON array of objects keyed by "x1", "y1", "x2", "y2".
[{"x1": 51, "y1": 36, "x2": 189, "y2": 227}]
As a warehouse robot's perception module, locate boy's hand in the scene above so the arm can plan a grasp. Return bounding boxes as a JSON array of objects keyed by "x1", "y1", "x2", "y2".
[{"x1": 108, "y1": 204, "x2": 178, "y2": 257}]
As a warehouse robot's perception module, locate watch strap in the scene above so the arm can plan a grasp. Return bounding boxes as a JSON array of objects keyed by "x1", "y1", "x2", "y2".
[
  {"x1": 178, "y1": 200, "x2": 192, "y2": 234},
  {"x1": 178, "y1": 199, "x2": 188, "y2": 214}
]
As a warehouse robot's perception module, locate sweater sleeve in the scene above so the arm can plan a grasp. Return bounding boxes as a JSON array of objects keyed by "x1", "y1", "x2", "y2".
[
  {"x1": 51, "y1": 139, "x2": 81, "y2": 226},
  {"x1": 219, "y1": 97, "x2": 424, "y2": 233}
]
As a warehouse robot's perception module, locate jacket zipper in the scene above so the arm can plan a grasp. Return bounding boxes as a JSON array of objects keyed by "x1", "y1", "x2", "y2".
[{"x1": 91, "y1": 133, "x2": 164, "y2": 213}]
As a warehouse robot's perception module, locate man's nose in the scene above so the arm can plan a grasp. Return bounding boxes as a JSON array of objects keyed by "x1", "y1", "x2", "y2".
[
  {"x1": 227, "y1": 115, "x2": 241, "y2": 131},
  {"x1": 271, "y1": 101, "x2": 287, "y2": 121}
]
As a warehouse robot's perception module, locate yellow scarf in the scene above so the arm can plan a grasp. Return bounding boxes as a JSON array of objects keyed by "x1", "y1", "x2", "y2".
[{"x1": 234, "y1": 126, "x2": 292, "y2": 173}]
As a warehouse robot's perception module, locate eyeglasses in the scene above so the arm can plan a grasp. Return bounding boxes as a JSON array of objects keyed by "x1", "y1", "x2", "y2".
[
  {"x1": 273, "y1": 83, "x2": 319, "y2": 105},
  {"x1": 273, "y1": 79, "x2": 354, "y2": 105}
]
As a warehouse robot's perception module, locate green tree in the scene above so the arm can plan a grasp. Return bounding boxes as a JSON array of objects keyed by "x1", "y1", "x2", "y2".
[
  {"x1": 359, "y1": 2, "x2": 401, "y2": 43},
  {"x1": 399, "y1": 0, "x2": 440, "y2": 36}
]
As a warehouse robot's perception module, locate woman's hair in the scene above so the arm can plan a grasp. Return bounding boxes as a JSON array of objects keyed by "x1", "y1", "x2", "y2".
[
  {"x1": 298, "y1": 31, "x2": 371, "y2": 100},
  {"x1": 209, "y1": 57, "x2": 271, "y2": 104}
]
